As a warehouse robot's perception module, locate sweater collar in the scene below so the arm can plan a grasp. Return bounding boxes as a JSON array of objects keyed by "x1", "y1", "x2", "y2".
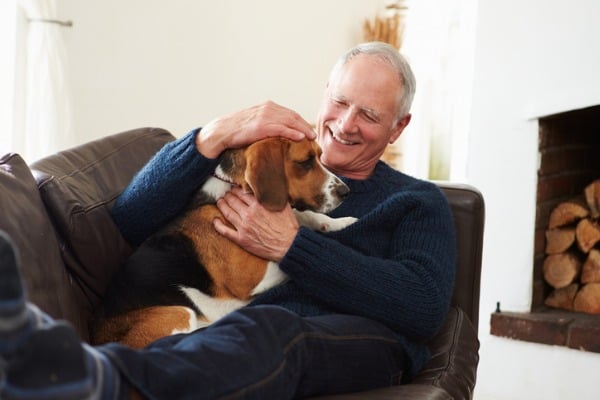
[{"x1": 340, "y1": 162, "x2": 390, "y2": 193}]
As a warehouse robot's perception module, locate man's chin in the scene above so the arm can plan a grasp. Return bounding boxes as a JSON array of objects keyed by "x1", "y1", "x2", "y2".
[{"x1": 320, "y1": 155, "x2": 345, "y2": 174}]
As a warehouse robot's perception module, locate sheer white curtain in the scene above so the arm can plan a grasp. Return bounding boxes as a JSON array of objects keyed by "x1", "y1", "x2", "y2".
[
  {"x1": 396, "y1": 0, "x2": 478, "y2": 181},
  {"x1": 13, "y1": 0, "x2": 74, "y2": 163},
  {"x1": 0, "y1": 2, "x2": 18, "y2": 156}
]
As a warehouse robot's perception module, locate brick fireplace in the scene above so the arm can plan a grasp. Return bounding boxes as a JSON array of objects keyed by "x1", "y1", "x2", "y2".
[{"x1": 490, "y1": 105, "x2": 600, "y2": 352}]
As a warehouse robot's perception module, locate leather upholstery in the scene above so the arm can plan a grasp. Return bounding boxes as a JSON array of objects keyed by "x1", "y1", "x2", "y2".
[
  {"x1": 0, "y1": 127, "x2": 484, "y2": 399},
  {"x1": 29, "y1": 127, "x2": 173, "y2": 341},
  {"x1": 0, "y1": 153, "x2": 76, "y2": 325},
  {"x1": 440, "y1": 182, "x2": 485, "y2": 329}
]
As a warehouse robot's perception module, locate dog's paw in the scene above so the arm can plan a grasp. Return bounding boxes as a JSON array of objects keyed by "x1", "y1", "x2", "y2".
[
  {"x1": 319, "y1": 216, "x2": 358, "y2": 232},
  {"x1": 295, "y1": 210, "x2": 357, "y2": 232}
]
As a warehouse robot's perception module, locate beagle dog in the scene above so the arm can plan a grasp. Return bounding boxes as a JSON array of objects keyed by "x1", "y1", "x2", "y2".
[{"x1": 92, "y1": 137, "x2": 357, "y2": 349}]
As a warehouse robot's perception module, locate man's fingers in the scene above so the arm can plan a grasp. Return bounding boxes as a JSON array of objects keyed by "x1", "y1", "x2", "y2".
[
  {"x1": 228, "y1": 187, "x2": 255, "y2": 205},
  {"x1": 213, "y1": 216, "x2": 235, "y2": 237}
]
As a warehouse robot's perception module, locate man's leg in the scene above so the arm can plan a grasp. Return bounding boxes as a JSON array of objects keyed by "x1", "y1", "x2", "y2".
[
  {"x1": 0, "y1": 231, "x2": 121, "y2": 400},
  {"x1": 101, "y1": 305, "x2": 407, "y2": 399}
]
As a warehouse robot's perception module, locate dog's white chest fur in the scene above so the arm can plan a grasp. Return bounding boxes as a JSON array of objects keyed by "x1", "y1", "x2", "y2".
[
  {"x1": 201, "y1": 173, "x2": 232, "y2": 200},
  {"x1": 179, "y1": 261, "x2": 289, "y2": 326}
]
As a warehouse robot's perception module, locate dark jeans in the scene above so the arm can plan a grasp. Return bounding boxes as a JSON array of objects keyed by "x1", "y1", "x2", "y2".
[{"x1": 100, "y1": 305, "x2": 406, "y2": 400}]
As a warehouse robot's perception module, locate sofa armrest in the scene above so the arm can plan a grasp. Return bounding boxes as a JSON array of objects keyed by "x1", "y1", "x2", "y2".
[
  {"x1": 412, "y1": 307, "x2": 479, "y2": 399},
  {"x1": 308, "y1": 384, "x2": 452, "y2": 400},
  {"x1": 0, "y1": 153, "x2": 81, "y2": 327},
  {"x1": 306, "y1": 307, "x2": 479, "y2": 400}
]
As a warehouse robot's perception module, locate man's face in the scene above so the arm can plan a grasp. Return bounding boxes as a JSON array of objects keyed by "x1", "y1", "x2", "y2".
[{"x1": 316, "y1": 55, "x2": 410, "y2": 179}]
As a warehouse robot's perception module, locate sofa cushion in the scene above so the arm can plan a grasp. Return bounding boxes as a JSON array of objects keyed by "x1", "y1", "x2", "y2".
[
  {"x1": 0, "y1": 153, "x2": 88, "y2": 336},
  {"x1": 30, "y1": 127, "x2": 175, "y2": 313}
]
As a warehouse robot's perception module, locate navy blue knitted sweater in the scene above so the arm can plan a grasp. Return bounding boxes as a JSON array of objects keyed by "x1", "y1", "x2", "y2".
[{"x1": 111, "y1": 129, "x2": 456, "y2": 380}]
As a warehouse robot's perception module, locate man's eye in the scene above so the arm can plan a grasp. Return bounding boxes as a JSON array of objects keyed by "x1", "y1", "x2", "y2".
[{"x1": 362, "y1": 112, "x2": 379, "y2": 123}]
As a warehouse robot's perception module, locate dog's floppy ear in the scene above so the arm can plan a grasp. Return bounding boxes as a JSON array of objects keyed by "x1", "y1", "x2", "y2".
[{"x1": 244, "y1": 139, "x2": 288, "y2": 211}]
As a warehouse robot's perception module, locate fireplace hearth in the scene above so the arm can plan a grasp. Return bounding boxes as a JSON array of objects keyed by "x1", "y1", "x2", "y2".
[{"x1": 490, "y1": 105, "x2": 600, "y2": 352}]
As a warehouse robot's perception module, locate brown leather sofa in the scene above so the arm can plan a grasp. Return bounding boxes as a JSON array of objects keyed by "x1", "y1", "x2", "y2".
[{"x1": 0, "y1": 127, "x2": 484, "y2": 399}]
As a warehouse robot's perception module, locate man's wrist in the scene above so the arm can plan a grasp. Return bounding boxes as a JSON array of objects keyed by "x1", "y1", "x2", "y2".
[{"x1": 194, "y1": 128, "x2": 223, "y2": 159}]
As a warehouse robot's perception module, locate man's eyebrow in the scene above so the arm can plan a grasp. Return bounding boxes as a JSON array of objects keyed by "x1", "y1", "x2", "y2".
[
  {"x1": 359, "y1": 105, "x2": 381, "y2": 121},
  {"x1": 332, "y1": 93, "x2": 381, "y2": 119},
  {"x1": 331, "y1": 93, "x2": 348, "y2": 103}
]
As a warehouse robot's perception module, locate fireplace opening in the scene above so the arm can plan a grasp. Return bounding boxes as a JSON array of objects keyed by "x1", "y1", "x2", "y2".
[
  {"x1": 491, "y1": 104, "x2": 600, "y2": 352},
  {"x1": 534, "y1": 105, "x2": 600, "y2": 310}
]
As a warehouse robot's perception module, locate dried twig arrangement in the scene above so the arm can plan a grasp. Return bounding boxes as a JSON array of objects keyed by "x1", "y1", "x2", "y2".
[
  {"x1": 363, "y1": 1, "x2": 407, "y2": 50},
  {"x1": 363, "y1": 1, "x2": 408, "y2": 168}
]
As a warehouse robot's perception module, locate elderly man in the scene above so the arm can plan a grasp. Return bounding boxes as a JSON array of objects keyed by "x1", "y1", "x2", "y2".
[{"x1": 0, "y1": 42, "x2": 455, "y2": 400}]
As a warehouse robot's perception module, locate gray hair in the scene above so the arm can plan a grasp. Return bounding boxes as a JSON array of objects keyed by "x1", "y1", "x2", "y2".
[{"x1": 329, "y1": 42, "x2": 416, "y2": 121}]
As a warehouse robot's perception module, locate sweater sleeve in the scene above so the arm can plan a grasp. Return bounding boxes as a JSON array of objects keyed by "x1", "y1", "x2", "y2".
[
  {"x1": 279, "y1": 186, "x2": 456, "y2": 342},
  {"x1": 111, "y1": 128, "x2": 220, "y2": 245}
]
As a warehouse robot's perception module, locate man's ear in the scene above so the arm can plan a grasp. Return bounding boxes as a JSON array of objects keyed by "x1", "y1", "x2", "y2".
[
  {"x1": 244, "y1": 140, "x2": 288, "y2": 211},
  {"x1": 389, "y1": 113, "x2": 411, "y2": 144}
]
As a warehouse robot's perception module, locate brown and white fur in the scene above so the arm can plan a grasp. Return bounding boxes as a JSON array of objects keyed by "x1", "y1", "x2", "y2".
[{"x1": 92, "y1": 137, "x2": 357, "y2": 348}]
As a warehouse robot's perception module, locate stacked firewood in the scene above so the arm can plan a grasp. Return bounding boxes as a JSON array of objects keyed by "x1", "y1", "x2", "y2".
[{"x1": 544, "y1": 180, "x2": 600, "y2": 314}]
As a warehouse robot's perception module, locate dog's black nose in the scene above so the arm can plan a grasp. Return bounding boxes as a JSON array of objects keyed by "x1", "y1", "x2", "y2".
[{"x1": 336, "y1": 184, "x2": 350, "y2": 199}]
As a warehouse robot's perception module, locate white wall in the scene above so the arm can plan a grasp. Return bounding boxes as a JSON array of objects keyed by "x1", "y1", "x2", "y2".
[
  {"x1": 469, "y1": 1, "x2": 600, "y2": 399},
  {"x1": 56, "y1": 0, "x2": 384, "y2": 143}
]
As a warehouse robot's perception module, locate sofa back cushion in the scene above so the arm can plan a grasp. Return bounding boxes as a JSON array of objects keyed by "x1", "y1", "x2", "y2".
[
  {"x1": 436, "y1": 183, "x2": 485, "y2": 330},
  {"x1": 30, "y1": 128, "x2": 175, "y2": 320},
  {"x1": 0, "y1": 153, "x2": 89, "y2": 336}
]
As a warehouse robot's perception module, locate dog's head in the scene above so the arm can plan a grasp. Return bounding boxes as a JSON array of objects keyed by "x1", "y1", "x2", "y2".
[{"x1": 215, "y1": 138, "x2": 349, "y2": 213}]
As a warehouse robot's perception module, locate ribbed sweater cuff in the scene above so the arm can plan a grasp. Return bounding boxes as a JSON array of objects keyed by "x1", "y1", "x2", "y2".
[{"x1": 279, "y1": 227, "x2": 327, "y2": 278}]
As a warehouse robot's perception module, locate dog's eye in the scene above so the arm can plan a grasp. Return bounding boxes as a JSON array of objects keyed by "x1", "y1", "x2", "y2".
[{"x1": 295, "y1": 155, "x2": 315, "y2": 172}]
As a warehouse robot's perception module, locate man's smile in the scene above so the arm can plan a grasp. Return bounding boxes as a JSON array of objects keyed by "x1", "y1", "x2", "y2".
[{"x1": 328, "y1": 126, "x2": 358, "y2": 146}]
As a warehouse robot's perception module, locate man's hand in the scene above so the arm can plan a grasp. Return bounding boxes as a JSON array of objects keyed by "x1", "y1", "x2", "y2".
[
  {"x1": 213, "y1": 187, "x2": 299, "y2": 262},
  {"x1": 196, "y1": 101, "x2": 316, "y2": 159}
]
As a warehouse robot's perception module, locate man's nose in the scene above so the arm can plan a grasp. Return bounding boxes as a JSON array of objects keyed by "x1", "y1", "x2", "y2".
[{"x1": 338, "y1": 109, "x2": 359, "y2": 133}]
